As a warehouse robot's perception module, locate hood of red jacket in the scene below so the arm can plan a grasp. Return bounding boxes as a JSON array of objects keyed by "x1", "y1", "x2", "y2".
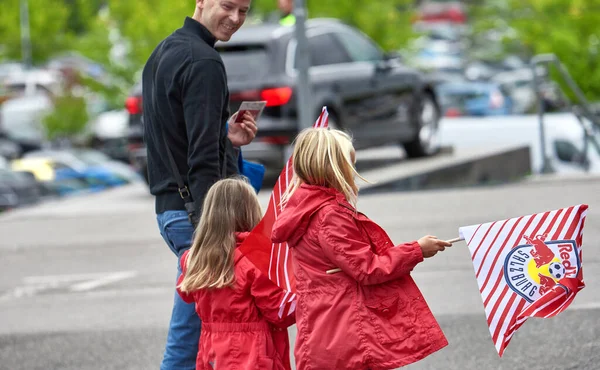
[
  {"x1": 234, "y1": 231, "x2": 251, "y2": 264},
  {"x1": 271, "y1": 184, "x2": 348, "y2": 247},
  {"x1": 236, "y1": 231, "x2": 250, "y2": 247}
]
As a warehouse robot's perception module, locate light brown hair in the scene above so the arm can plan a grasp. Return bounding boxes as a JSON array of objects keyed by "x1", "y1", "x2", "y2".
[
  {"x1": 282, "y1": 127, "x2": 367, "y2": 206},
  {"x1": 177, "y1": 178, "x2": 262, "y2": 292}
]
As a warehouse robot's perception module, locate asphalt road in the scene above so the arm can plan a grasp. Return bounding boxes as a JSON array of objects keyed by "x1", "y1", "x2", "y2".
[{"x1": 1, "y1": 173, "x2": 599, "y2": 370}]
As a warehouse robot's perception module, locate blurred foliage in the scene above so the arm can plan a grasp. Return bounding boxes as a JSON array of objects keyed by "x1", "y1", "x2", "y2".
[
  {"x1": 470, "y1": 0, "x2": 600, "y2": 101},
  {"x1": 1, "y1": 0, "x2": 417, "y2": 87},
  {"x1": 42, "y1": 93, "x2": 89, "y2": 141},
  {"x1": 0, "y1": 0, "x2": 72, "y2": 62},
  {"x1": 251, "y1": 0, "x2": 417, "y2": 52},
  {"x1": 3, "y1": 0, "x2": 599, "y2": 106}
]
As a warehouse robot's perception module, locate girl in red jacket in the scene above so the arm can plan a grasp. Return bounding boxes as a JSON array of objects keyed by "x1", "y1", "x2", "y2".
[
  {"x1": 272, "y1": 128, "x2": 451, "y2": 370},
  {"x1": 177, "y1": 178, "x2": 295, "y2": 370}
]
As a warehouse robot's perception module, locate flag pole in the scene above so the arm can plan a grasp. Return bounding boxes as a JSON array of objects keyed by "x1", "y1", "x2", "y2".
[{"x1": 325, "y1": 237, "x2": 465, "y2": 274}]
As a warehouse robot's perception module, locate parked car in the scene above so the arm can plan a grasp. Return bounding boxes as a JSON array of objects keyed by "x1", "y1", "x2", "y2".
[
  {"x1": 22, "y1": 149, "x2": 143, "y2": 187},
  {"x1": 0, "y1": 136, "x2": 22, "y2": 160},
  {"x1": 11, "y1": 149, "x2": 138, "y2": 197},
  {"x1": 0, "y1": 93, "x2": 53, "y2": 153},
  {"x1": 414, "y1": 0, "x2": 468, "y2": 24},
  {"x1": 125, "y1": 18, "x2": 443, "y2": 177},
  {"x1": 89, "y1": 109, "x2": 131, "y2": 163},
  {"x1": 439, "y1": 112, "x2": 600, "y2": 175},
  {"x1": 2, "y1": 68, "x2": 64, "y2": 97},
  {"x1": 0, "y1": 168, "x2": 41, "y2": 211},
  {"x1": 0, "y1": 182, "x2": 18, "y2": 212},
  {"x1": 436, "y1": 81, "x2": 513, "y2": 117},
  {"x1": 491, "y1": 69, "x2": 538, "y2": 114}
]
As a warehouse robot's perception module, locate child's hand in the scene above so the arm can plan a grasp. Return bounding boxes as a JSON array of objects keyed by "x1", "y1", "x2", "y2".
[{"x1": 418, "y1": 235, "x2": 452, "y2": 258}]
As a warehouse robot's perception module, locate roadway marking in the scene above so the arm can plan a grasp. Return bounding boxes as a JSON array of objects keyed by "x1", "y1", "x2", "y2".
[
  {"x1": 0, "y1": 271, "x2": 138, "y2": 300},
  {"x1": 69, "y1": 271, "x2": 137, "y2": 292}
]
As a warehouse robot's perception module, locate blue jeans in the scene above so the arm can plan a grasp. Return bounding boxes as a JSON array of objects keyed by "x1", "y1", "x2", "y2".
[{"x1": 157, "y1": 210, "x2": 200, "y2": 370}]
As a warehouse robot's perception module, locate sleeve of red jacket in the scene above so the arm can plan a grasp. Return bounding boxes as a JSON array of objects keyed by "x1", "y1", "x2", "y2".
[
  {"x1": 249, "y1": 267, "x2": 296, "y2": 328},
  {"x1": 318, "y1": 208, "x2": 424, "y2": 285},
  {"x1": 176, "y1": 250, "x2": 194, "y2": 304}
]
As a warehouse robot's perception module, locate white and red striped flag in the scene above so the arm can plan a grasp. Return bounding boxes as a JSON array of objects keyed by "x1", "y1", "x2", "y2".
[
  {"x1": 238, "y1": 107, "x2": 329, "y2": 318},
  {"x1": 459, "y1": 204, "x2": 588, "y2": 356}
]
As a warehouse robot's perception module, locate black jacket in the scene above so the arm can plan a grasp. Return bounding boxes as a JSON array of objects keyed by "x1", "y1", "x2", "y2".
[{"x1": 142, "y1": 17, "x2": 239, "y2": 216}]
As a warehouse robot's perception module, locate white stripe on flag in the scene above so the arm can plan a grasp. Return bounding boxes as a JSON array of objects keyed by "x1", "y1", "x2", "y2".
[
  {"x1": 496, "y1": 206, "x2": 584, "y2": 352},
  {"x1": 484, "y1": 211, "x2": 553, "y2": 333},
  {"x1": 489, "y1": 208, "x2": 567, "y2": 341},
  {"x1": 467, "y1": 206, "x2": 582, "y2": 354}
]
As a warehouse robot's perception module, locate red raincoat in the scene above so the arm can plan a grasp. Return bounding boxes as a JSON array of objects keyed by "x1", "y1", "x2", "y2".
[
  {"x1": 177, "y1": 232, "x2": 295, "y2": 370},
  {"x1": 271, "y1": 184, "x2": 448, "y2": 370}
]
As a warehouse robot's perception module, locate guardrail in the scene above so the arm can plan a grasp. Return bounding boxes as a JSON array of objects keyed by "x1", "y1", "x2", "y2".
[{"x1": 530, "y1": 53, "x2": 600, "y2": 173}]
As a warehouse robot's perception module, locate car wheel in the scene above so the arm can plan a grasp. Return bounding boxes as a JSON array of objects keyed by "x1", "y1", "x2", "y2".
[{"x1": 403, "y1": 93, "x2": 440, "y2": 158}]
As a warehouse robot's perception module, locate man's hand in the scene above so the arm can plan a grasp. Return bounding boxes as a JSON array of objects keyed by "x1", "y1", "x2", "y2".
[{"x1": 228, "y1": 111, "x2": 258, "y2": 147}]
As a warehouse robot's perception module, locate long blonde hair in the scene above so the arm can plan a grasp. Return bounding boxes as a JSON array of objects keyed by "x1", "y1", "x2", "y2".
[
  {"x1": 282, "y1": 127, "x2": 368, "y2": 206},
  {"x1": 177, "y1": 178, "x2": 262, "y2": 292}
]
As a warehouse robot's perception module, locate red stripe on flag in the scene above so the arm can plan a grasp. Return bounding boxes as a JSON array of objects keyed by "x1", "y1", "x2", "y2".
[
  {"x1": 475, "y1": 219, "x2": 512, "y2": 278},
  {"x1": 476, "y1": 217, "x2": 525, "y2": 280},
  {"x1": 467, "y1": 224, "x2": 484, "y2": 245},
  {"x1": 471, "y1": 221, "x2": 499, "y2": 261},
  {"x1": 500, "y1": 208, "x2": 582, "y2": 348},
  {"x1": 487, "y1": 208, "x2": 564, "y2": 333},
  {"x1": 495, "y1": 206, "x2": 584, "y2": 354},
  {"x1": 482, "y1": 212, "x2": 547, "y2": 307},
  {"x1": 238, "y1": 106, "x2": 329, "y2": 311},
  {"x1": 480, "y1": 216, "x2": 533, "y2": 302}
]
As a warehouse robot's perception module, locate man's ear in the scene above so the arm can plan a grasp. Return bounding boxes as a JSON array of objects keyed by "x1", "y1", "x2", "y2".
[{"x1": 196, "y1": 0, "x2": 205, "y2": 10}]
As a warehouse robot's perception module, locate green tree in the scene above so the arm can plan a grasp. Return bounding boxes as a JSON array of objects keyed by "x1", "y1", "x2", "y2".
[
  {"x1": 41, "y1": 93, "x2": 89, "y2": 141},
  {"x1": 0, "y1": 0, "x2": 72, "y2": 63},
  {"x1": 470, "y1": 0, "x2": 600, "y2": 101},
  {"x1": 251, "y1": 0, "x2": 416, "y2": 52},
  {"x1": 1, "y1": 0, "x2": 419, "y2": 113},
  {"x1": 69, "y1": 0, "x2": 417, "y2": 111}
]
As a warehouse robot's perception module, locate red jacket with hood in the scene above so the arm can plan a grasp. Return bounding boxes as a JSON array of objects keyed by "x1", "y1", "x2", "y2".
[
  {"x1": 271, "y1": 184, "x2": 448, "y2": 370},
  {"x1": 177, "y1": 232, "x2": 295, "y2": 370}
]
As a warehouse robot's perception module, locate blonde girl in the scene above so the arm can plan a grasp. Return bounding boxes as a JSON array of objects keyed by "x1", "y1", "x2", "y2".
[
  {"x1": 177, "y1": 178, "x2": 295, "y2": 370},
  {"x1": 272, "y1": 128, "x2": 450, "y2": 370}
]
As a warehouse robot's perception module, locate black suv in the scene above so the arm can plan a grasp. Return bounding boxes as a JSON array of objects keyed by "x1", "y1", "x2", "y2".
[{"x1": 125, "y1": 18, "x2": 442, "y2": 180}]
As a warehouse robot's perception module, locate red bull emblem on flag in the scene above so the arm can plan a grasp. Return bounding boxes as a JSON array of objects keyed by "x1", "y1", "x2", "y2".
[
  {"x1": 458, "y1": 204, "x2": 588, "y2": 356},
  {"x1": 238, "y1": 107, "x2": 329, "y2": 318}
]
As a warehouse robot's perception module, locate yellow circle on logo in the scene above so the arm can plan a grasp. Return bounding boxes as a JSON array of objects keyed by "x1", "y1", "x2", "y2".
[{"x1": 527, "y1": 256, "x2": 562, "y2": 283}]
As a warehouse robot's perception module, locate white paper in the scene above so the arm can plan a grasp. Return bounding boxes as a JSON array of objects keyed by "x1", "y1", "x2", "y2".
[{"x1": 235, "y1": 101, "x2": 267, "y2": 123}]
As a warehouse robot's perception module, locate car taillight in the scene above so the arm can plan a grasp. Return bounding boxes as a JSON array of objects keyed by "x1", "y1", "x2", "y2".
[
  {"x1": 231, "y1": 87, "x2": 293, "y2": 107},
  {"x1": 230, "y1": 90, "x2": 262, "y2": 101},
  {"x1": 445, "y1": 108, "x2": 461, "y2": 117},
  {"x1": 260, "y1": 87, "x2": 293, "y2": 107},
  {"x1": 126, "y1": 96, "x2": 142, "y2": 115},
  {"x1": 128, "y1": 142, "x2": 143, "y2": 152}
]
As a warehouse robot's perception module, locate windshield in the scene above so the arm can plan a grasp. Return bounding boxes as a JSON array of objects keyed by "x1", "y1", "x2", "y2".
[
  {"x1": 439, "y1": 89, "x2": 490, "y2": 112},
  {"x1": 1, "y1": 109, "x2": 45, "y2": 142},
  {"x1": 0, "y1": 95, "x2": 51, "y2": 142},
  {"x1": 71, "y1": 150, "x2": 111, "y2": 166},
  {"x1": 217, "y1": 44, "x2": 270, "y2": 82}
]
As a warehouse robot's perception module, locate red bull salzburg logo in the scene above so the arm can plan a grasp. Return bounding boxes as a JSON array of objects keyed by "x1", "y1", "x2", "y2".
[{"x1": 504, "y1": 233, "x2": 581, "y2": 303}]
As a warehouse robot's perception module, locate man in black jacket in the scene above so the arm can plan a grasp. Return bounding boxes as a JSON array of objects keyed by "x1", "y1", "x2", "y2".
[{"x1": 141, "y1": 0, "x2": 256, "y2": 368}]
